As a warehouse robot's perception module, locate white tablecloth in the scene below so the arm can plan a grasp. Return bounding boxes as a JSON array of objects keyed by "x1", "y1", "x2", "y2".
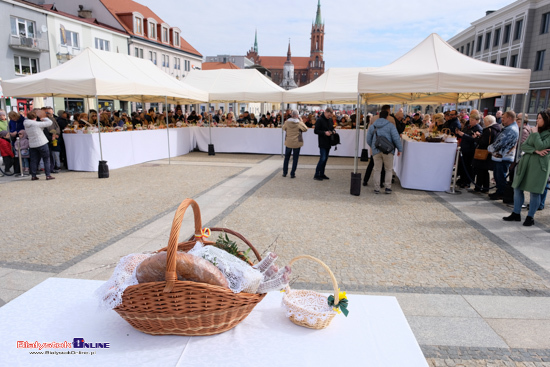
[
  {"x1": 0, "y1": 278, "x2": 428, "y2": 367},
  {"x1": 393, "y1": 138, "x2": 457, "y2": 191},
  {"x1": 191, "y1": 127, "x2": 367, "y2": 157},
  {"x1": 64, "y1": 128, "x2": 192, "y2": 171}
]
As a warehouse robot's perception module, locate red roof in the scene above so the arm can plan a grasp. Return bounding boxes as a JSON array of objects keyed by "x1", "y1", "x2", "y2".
[
  {"x1": 99, "y1": 0, "x2": 202, "y2": 57},
  {"x1": 259, "y1": 56, "x2": 310, "y2": 70},
  {"x1": 38, "y1": 4, "x2": 127, "y2": 35},
  {"x1": 202, "y1": 62, "x2": 240, "y2": 70}
]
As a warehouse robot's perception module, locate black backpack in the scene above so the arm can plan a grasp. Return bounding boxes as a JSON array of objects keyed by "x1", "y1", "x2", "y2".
[{"x1": 330, "y1": 131, "x2": 340, "y2": 149}]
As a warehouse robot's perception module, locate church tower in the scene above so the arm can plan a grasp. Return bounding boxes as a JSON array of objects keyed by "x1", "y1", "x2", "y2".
[
  {"x1": 308, "y1": 0, "x2": 325, "y2": 83},
  {"x1": 280, "y1": 40, "x2": 298, "y2": 90},
  {"x1": 246, "y1": 29, "x2": 260, "y2": 64}
]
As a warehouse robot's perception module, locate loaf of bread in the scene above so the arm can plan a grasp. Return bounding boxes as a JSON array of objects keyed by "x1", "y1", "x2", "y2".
[{"x1": 136, "y1": 251, "x2": 229, "y2": 288}]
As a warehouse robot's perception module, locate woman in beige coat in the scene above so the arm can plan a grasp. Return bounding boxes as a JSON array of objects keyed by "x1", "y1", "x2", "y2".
[{"x1": 282, "y1": 110, "x2": 308, "y2": 178}]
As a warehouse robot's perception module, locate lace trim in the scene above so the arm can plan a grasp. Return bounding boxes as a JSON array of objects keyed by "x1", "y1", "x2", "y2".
[{"x1": 282, "y1": 289, "x2": 337, "y2": 325}]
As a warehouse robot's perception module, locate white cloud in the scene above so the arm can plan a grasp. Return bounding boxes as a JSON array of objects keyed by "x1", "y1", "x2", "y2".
[{"x1": 135, "y1": 0, "x2": 515, "y2": 68}]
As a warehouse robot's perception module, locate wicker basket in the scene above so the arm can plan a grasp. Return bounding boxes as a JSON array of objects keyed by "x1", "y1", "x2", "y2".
[
  {"x1": 114, "y1": 198, "x2": 266, "y2": 336},
  {"x1": 282, "y1": 255, "x2": 340, "y2": 329}
]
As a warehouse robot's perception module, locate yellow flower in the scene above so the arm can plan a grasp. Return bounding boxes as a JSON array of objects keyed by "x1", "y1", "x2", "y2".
[
  {"x1": 333, "y1": 307, "x2": 341, "y2": 314},
  {"x1": 338, "y1": 290, "x2": 347, "y2": 301}
]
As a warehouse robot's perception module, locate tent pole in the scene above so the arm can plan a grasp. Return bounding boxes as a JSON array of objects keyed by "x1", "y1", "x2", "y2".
[
  {"x1": 514, "y1": 93, "x2": 529, "y2": 164},
  {"x1": 362, "y1": 102, "x2": 367, "y2": 150},
  {"x1": 96, "y1": 95, "x2": 103, "y2": 161},
  {"x1": 353, "y1": 94, "x2": 361, "y2": 174},
  {"x1": 478, "y1": 93, "x2": 482, "y2": 113},
  {"x1": 281, "y1": 102, "x2": 284, "y2": 157},
  {"x1": 165, "y1": 96, "x2": 171, "y2": 165}
]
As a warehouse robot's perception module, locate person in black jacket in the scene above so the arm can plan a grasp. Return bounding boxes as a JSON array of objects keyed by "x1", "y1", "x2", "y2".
[
  {"x1": 472, "y1": 115, "x2": 502, "y2": 192},
  {"x1": 313, "y1": 107, "x2": 335, "y2": 181},
  {"x1": 455, "y1": 113, "x2": 483, "y2": 188}
]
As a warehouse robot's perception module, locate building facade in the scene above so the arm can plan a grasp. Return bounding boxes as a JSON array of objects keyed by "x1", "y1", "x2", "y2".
[
  {"x1": 204, "y1": 55, "x2": 254, "y2": 69},
  {"x1": 245, "y1": 0, "x2": 325, "y2": 87},
  {"x1": 1, "y1": 0, "x2": 50, "y2": 113},
  {"x1": 448, "y1": 0, "x2": 550, "y2": 115}
]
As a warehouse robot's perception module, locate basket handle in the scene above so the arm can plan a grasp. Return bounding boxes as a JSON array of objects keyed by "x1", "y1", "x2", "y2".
[
  {"x1": 195, "y1": 227, "x2": 263, "y2": 262},
  {"x1": 164, "y1": 198, "x2": 203, "y2": 293},
  {"x1": 288, "y1": 255, "x2": 340, "y2": 306}
]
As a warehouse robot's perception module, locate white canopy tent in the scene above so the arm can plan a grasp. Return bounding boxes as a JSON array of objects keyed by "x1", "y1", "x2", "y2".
[
  {"x1": 283, "y1": 67, "x2": 376, "y2": 104},
  {"x1": 1, "y1": 47, "x2": 209, "y2": 104},
  {"x1": 1, "y1": 47, "x2": 209, "y2": 172},
  {"x1": 357, "y1": 33, "x2": 531, "y2": 104},
  {"x1": 181, "y1": 69, "x2": 286, "y2": 154},
  {"x1": 353, "y1": 33, "x2": 532, "y2": 194},
  {"x1": 181, "y1": 69, "x2": 284, "y2": 103}
]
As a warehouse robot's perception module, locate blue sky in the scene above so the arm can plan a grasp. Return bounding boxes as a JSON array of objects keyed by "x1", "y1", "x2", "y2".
[{"x1": 136, "y1": 0, "x2": 516, "y2": 68}]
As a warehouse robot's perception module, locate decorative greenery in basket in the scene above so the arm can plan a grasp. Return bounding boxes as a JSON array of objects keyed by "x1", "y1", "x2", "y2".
[
  {"x1": 327, "y1": 290, "x2": 349, "y2": 317},
  {"x1": 214, "y1": 232, "x2": 253, "y2": 265}
]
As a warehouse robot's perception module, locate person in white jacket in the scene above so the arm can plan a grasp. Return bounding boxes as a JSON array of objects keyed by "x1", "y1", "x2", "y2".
[{"x1": 23, "y1": 109, "x2": 55, "y2": 181}]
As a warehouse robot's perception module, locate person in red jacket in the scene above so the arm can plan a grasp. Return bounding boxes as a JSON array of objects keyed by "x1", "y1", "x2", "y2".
[{"x1": 0, "y1": 130, "x2": 15, "y2": 175}]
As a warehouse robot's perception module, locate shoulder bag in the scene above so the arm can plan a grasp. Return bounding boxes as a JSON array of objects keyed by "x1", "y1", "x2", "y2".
[
  {"x1": 373, "y1": 126, "x2": 394, "y2": 154},
  {"x1": 473, "y1": 129, "x2": 491, "y2": 160}
]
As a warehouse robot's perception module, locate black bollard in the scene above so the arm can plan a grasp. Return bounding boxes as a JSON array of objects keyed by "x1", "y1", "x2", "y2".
[
  {"x1": 98, "y1": 160, "x2": 109, "y2": 178},
  {"x1": 208, "y1": 144, "x2": 215, "y2": 156},
  {"x1": 360, "y1": 148, "x2": 370, "y2": 162},
  {"x1": 350, "y1": 172, "x2": 361, "y2": 196}
]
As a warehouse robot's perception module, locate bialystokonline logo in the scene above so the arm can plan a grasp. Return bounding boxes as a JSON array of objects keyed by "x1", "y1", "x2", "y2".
[{"x1": 17, "y1": 338, "x2": 110, "y2": 350}]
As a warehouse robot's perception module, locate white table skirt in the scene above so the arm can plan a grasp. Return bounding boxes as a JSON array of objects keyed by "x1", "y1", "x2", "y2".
[
  {"x1": 191, "y1": 126, "x2": 368, "y2": 157},
  {"x1": 64, "y1": 128, "x2": 192, "y2": 171},
  {"x1": 393, "y1": 138, "x2": 457, "y2": 192},
  {"x1": 0, "y1": 278, "x2": 428, "y2": 367}
]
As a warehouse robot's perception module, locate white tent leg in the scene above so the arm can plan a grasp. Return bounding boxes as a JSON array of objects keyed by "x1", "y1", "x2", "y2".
[
  {"x1": 281, "y1": 102, "x2": 284, "y2": 157},
  {"x1": 165, "y1": 96, "x2": 171, "y2": 165}
]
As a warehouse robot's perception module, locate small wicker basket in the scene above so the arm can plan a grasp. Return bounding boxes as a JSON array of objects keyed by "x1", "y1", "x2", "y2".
[
  {"x1": 114, "y1": 198, "x2": 266, "y2": 336},
  {"x1": 282, "y1": 255, "x2": 340, "y2": 329}
]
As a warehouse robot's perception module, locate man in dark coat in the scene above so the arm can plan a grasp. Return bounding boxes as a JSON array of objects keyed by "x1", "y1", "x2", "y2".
[{"x1": 313, "y1": 107, "x2": 335, "y2": 181}]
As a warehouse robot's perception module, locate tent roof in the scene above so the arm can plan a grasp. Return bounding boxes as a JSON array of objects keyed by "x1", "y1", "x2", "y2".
[
  {"x1": 181, "y1": 69, "x2": 285, "y2": 103},
  {"x1": 283, "y1": 67, "x2": 377, "y2": 104},
  {"x1": 357, "y1": 33, "x2": 531, "y2": 104},
  {"x1": 1, "y1": 48, "x2": 208, "y2": 104}
]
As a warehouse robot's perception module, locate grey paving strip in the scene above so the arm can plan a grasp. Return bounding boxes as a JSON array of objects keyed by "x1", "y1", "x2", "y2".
[
  {"x1": 428, "y1": 192, "x2": 550, "y2": 285},
  {"x1": 149, "y1": 160, "x2": 257, "y2": 168},
  {"x1": 0, "y1": 168, "x2": 249, "y2": 273},
  {"x1": 290, "y1": 281, "x2": 550, "y2": 297},
  {"x1": 422, "y1": 345, "x2": 550, "y2": 362}
]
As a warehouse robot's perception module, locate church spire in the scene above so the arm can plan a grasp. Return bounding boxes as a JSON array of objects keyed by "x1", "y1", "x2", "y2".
[
  {"x1": 315, "y1": 0, "x2": 322, "y2": 25},
  {"x1": 254, "y1": 29, "x2": 258, "y2": 53},
  {"x1": 287, "y1": 39, "x2": 291, "y2": 61}
]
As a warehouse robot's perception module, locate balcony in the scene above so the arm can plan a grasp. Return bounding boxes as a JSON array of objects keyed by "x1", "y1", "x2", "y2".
[{"x1": 9, "y1": 34, "x2": 48, "y2": 52}]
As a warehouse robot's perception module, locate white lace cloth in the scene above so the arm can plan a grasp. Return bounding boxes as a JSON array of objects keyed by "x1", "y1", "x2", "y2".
[
  {"x1": 94, "y1": 253, "x2": 153, "y2": 310},
  {"x1": 188, "y1": 242, "x2": 263, "y2": 294},
  {"x1": 282, "y1": 289, "x2": 337, "y2": 326}
]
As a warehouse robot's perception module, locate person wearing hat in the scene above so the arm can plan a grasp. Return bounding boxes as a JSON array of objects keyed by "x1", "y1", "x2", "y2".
[{"x1": 412, "y1": 113, "x2": 423, "y2": 128}]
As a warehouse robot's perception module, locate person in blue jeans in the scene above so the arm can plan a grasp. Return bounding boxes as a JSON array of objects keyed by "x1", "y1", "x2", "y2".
[
  {"x1": 313, "y1": 107, "x2": 335, "y2": 181},
  {"x1": 488, "y1": 111, "x2": 519, "y2": 200},
  {"x1": 503, "y1": 110, "x2": 550, "y2": 226},
  {"x1": 282, "y1": 110, "x2": 308, "y2": 178},
  {"x1": 23, "y1": 109, "x2": 55, "y2": 181}
]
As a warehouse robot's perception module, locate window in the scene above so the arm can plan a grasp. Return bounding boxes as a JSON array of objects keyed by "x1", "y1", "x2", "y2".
[
  {"x1": 514, "y1": 19, "x2": 523, "y2": 40},
  {"x1": 173, "y1": 31, "x2": 180, "y2": 46},
  {"x1": 166, "y1": 55, "x2": 169, "y2": 68},
  {"x1": 184, "y1": 60, "x2": 190, "y2": 71},
  {"x1": 14, "y1": 55, "x2": 38, "y2": 75},
  {"x1": 503, "y1": 24, "x2": 511, "y2": 43},
  {"x1": 535, "y1": 50, "x2": 545, "y2": 71},
  {"x1": 485, "y1": 32, "x2": 491, "y2": 50},
  {"x1": 162, "y1": 54, "x2": 166, "y2": 67},
  {"x1": 466, "y1": 43, "x2": 470, "y2": 56},
  {"x1": 476, "y1": 35, "x2": 482, "y2": 52},
  {"x1": 494, "y1": 28, "x2": 501, "y2": 47},
  {"x1": 541, "y1": 12, "x2": 550, "y2": 34},
  {"x1": 60, "y1": 27, "x2": 79, "y2": 48},
  {"x1": 162, "y1": 27, "x2": 168, "y2": 43},
  {"x1": 500, "y1": 57, "x2": 507, "y2": 65},
  {"x1": 510, "y1": 54, "x2": 518, "y2": 67},
  {"x1": 135, "y1": 17, "x2": 143, "y2": 34},
  {"x1": 491, "y1": 59, "x2": 497, "y2": 64},
  {"x1": 175, "y1": 57, "x2": 181, "y2": 70},
  {"x1": 148, "y1": 22, "x2": 156, "y2": 39},
  {"x1": 134, "y1": 47, "x2": 143, "y2": 58},
  {"x1": 149, "y1": 51, "x2": 157, "y2": 65},
  {"x1": 94, "y1": 38, "x2": 110, "y2": 51},
  {"x1": 460, "y1": 45, "x2": 464, "y2": 54},
  {"x1": 10, "y1": 17, "x2": 35, "y2": 38}
]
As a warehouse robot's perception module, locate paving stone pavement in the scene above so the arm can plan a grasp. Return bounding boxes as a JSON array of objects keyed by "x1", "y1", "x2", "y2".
[{"x1": 1, "y1": 152, "x2": 549, "y2": 365}]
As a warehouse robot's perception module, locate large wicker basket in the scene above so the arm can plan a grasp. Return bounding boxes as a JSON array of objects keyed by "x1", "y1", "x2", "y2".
[
  {"x1": 114, "y1": 198, "x2": 266, "y2": 336},
  {"x1": 282, "y1": 255, "x2": 340, "y2": 329}
]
